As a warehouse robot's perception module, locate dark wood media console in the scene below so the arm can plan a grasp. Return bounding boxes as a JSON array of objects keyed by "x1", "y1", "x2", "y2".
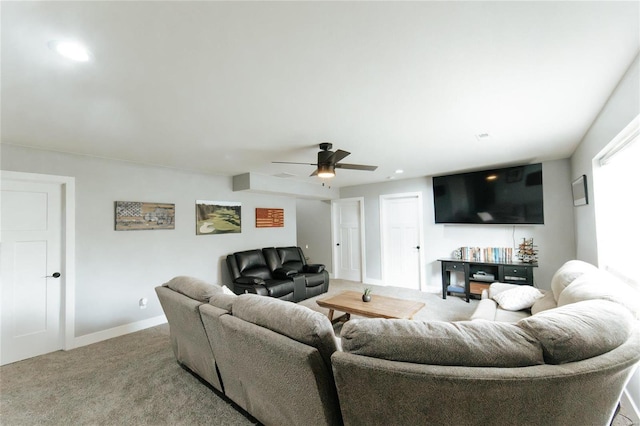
[{"x1": 438, "y1": 258, "x2": 538, "y2": 303}]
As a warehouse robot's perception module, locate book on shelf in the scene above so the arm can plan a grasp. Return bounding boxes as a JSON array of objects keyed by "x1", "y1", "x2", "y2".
[{"x1": 458, "y1": 246, "x2": 514, "y2": 263}]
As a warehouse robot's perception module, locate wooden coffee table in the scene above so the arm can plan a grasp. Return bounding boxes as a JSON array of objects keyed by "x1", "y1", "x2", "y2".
[{"x1": 316, "y1": 290, "x2": 425, "y2": 322}]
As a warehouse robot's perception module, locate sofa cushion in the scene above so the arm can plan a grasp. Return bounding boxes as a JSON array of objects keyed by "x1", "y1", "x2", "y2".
[
  {"x1": 208, "y1": 292, "x2": 237, "y2": 312},
  {"x1": 530, "y1": 290, "x2": 557, "y2": 315},
  {"x1": 235, "y1": 276, "x2": 266, "y2": 286},
  {"x1": 492, "y1": 285, "x2": 543, "y2": 311},
  {"x1": 265, "y1": 280, "x2": 296, "y2": 298},
  {"x1": 557, "y1": 270, "x2": 640, "y2": 318},
  {"x1": 494, "y1": 308, "x2": 531, "y2": 323},
  {"x1": 232, "y1": 294, "x2": 337, "y2": 367},
  {"x1": 550, "y1": 260, "x2": 598, "y2": 302},
  {"x1": 164, "y1": 276, "x2": 221, "y2": 303},
  {"x1": 470, "y1": 298, "x2": 497, "y2": 321},
  {"x1": 341, "y1": 318, "x2": 544, "y2": 367},
  {"x1": 304, "y1": 264, "x2": 325, "y2": 274},
  {"x1": 303, "y1": 271, "x2": 327, "y2": 288},
  {"x1": 517, "y1": 300, "x2": 635, "y2": 364}
]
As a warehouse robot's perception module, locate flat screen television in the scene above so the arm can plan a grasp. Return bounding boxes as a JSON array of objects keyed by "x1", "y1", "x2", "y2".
[{"x1": 433, "y1": 163, "x2": 544, "y2": 224}]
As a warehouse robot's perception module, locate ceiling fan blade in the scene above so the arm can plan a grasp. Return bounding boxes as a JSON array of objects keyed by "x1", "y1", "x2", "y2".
[
  {"x1": 330, "y1": 149, "x2": 351, "y2": 164},
  {"x1": 272, "y1": 161, "x2": 317, "y2": 165},
  {"x1": 310, "y1": 169, "x2": 319, "y2": 177},
  {"x1": 335, "y1": 163, "x2": 378, "y2": 171},
  {"x1": 326, "y1": 149, "x2": 350, "y2": 164}
]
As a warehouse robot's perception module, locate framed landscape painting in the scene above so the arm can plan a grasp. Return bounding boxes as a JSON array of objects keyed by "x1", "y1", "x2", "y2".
[
  {"x1": 115, "y1": 201, "x2": 175, "y2": 231},
  {"x1": 196, "y1": 200, "x2": 241, "y2": 235}
]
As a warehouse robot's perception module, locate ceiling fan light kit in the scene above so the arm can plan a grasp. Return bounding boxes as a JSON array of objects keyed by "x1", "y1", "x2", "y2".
[
  {"x1": 273, "y1": 142, "x2": 378, "y2": 179},
  {"x1": 317, "y1": 164, "x2": 335, "y2": 178}
]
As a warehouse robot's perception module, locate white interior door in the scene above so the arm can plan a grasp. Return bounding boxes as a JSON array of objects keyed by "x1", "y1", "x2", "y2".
[
  {"x1": 380, "y1": 193, "x2": 423, "y2": 290},
  {"x1": 1, "y1": 179, "x2": 63, "y2": 365},
  {"x1": 332, "y1": 198, "x2": 364, "y2": 282}
]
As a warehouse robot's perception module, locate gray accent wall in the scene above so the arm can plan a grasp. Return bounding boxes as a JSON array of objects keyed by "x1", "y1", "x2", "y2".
[
  {"x1": 339, "y1": 159, "x2": 576, "y2": 291},
  {"x1": 296, "y1": 199, "x2": 332, "y2": 271},
  {"x1": 1, "y1": 145, "x2": 297, "y2": 337}
]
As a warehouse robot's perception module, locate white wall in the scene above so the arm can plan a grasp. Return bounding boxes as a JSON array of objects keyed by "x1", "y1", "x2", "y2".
[
  {"x1": 570, "y1": 54, "x2": 639, "y2": 264},
  {"x1": 569, "y1": 53, "x2": 640, "y2": 421},
  {"x1": 1, "y1": 145, "x2": 297, "y2": 337},
  {"x1": 296, "y1": 199, "x2": 333, "y2": 271},
  {"x1": 339, "y1": 159, "x2": 576, "y2": 292}
]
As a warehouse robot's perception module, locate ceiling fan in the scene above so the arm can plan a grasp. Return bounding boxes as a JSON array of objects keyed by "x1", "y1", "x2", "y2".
[{"x1": 273, "y1": 143, "x2": 378, "y2": 178}]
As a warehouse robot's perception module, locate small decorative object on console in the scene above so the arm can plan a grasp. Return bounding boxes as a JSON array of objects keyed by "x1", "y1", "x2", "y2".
[
  {"x1": 517, "y1": 238, "x2": 538, "y2": 263},
  {"x1": 362, "y1": 288, "x2": 372, "y2": 302},
  {"x1": 452, "y1": 248, "x2": 462, "y2": 260}
]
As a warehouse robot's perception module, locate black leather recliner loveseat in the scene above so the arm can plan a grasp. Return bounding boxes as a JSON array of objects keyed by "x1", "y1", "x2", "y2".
[{"x1": 226, "y1": 246, "x2": 330, "y2": 302}]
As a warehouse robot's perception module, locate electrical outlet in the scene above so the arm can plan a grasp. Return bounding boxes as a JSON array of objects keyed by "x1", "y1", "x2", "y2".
[{"x1": 139, "y1": 298, "x2": 148, "y2": 309}]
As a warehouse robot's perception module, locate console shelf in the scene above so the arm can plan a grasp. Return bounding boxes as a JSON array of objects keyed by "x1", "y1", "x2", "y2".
[{"x1": 438, "y1": 258, "x2": 537, "y2": 303}]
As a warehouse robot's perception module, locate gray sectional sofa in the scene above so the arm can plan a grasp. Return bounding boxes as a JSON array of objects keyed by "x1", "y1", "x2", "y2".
[
  {"x1": 156, "y1": 260, "x2": 640, "y2": 426},
  {"x1": 156, "y1": 277, "x2": 341, "y2": 426}
]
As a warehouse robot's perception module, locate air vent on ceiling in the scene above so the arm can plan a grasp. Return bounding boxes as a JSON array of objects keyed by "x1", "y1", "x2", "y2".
[{"x1": 273, "y1": 172, "x2": 297, "y2": 178}]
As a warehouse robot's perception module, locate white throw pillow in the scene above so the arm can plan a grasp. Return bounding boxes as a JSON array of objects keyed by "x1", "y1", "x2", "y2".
[
  {"x1": 492, "y1": 285, "x2": 544, "y2": 311},
  {"x1": 221, "y1": 285, "x2": 235, "y2": 295}
]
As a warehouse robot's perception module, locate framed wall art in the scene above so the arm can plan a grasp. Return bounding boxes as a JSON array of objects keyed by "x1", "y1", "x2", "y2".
[
  {"x1": 256, "y1": 208, "x2": 284, "y2": 228},
  {"x1": 115, "y1": 201, "x2": 175, "y2": 231},
  {"x1": 196, "y1": 200, "x2": 241, "y2": 234},
  {"x1": 572, "y1": 175, "x2": 588, "y2": 206}
]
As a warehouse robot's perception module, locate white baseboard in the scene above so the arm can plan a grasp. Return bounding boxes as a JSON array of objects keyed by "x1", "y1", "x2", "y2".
[
  {"x1": 363, "y1": 277, "x2": 384, "y2": 286},
  {"x1": 70, "y1": 315, "x2": 167, "y2": 350}
]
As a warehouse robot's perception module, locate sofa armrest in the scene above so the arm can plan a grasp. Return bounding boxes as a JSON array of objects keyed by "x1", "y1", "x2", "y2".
[
  {"x1": 232, "y1": 281, "x2": 269, "y2": 296},
  {"x1": 233, "y1": 276, "x2": 269, "y2": 296},
  {"x1": 304, "y1": 264, "x2": 325, "y2": 273},
  {"x1": 470, "y1": 298, "x2": 498, "y2": 321},
  {"x1": 273, "y1": 268, "x2": 297, "y2": 279},
  {"x1": 235, "y1": 276, "x2": 266, "y2": 285}
]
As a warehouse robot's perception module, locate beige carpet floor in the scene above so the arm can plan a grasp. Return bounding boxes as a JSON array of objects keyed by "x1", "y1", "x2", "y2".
[{"x1": 1, "y1": 280, "x2": 636, "y2": 425}]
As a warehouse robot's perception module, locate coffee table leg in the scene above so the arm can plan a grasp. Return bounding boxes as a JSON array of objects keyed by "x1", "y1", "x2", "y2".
[
  {"x1": 331, "y1": 313, "x2": 350, "y2": 324},
  {"x1": 327, "y1": 309, "x2": 334, "y2": 321}
]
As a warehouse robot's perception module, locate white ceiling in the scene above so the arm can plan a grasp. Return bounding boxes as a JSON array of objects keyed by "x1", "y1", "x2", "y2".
[{"x1": 2, "y1": 1, "x2": 639, "y2": 188}]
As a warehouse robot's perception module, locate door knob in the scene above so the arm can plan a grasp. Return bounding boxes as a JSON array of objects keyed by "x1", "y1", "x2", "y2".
[
  {"x1": 415, "y1": 246, "x2": 420, "y2": 250},
  {"x1": 46, "y1": 272, "x2": 61, "y2": 278}
]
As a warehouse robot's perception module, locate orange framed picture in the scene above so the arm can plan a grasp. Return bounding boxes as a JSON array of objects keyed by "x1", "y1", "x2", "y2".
[{"x1": 256, "y1": 208, "x2": 284, "y2": 228}]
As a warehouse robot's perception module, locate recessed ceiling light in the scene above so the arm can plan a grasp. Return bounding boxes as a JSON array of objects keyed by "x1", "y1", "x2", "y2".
[
  {"x1": 395, "y1": 169, "x2": 404, "y2": 174},
  {"x1": 48, "y1": 40, "x2": 91, "y2": 62}
]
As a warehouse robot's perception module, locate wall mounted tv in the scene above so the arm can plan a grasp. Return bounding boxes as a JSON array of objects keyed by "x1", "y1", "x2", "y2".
[{"x1": 433, "y1": 163, "x2": 544, "y2": 224}]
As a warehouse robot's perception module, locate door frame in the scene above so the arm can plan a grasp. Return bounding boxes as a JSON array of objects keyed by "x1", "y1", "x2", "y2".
[
  {"x1": 379, "y1": 192, "x2": 425, "y2": 290},
  {"x1": 331, "y1": 197, "x2": 366, "y2": 282},
  {"x1": 1, "y1": 170, "x2": 76, "y2": 351}
]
